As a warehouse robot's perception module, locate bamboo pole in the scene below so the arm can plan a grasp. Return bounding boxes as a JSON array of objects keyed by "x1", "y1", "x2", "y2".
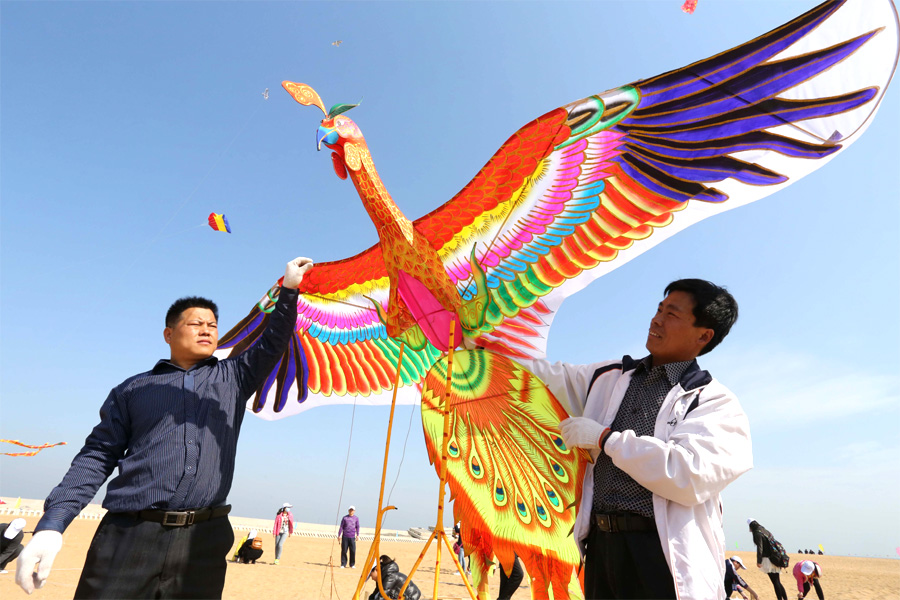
[
  {"x1": 398, "y1": 319, "x2": 476, "y2": 600},
  {"x1": 352, "y1": 343, "x2": 406, "y2": 600}
]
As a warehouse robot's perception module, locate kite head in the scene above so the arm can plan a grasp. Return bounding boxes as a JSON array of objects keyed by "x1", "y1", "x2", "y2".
[
  {"x1": 282, "y1": 81, "x2": 363, "y2": 151},
  {"x1": 316, "y1": 113, "x2": 363, "y2": 151}
]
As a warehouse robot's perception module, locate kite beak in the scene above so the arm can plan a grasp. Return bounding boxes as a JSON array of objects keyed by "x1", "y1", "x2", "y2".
[{"x1": 317, "y1": 125, "x2": 338, "y2": 151}]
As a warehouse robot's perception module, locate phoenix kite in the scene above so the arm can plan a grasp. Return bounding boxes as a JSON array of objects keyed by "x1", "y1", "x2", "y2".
[{"x1": 217, "y1": 1, "x2": 898, "y2": 597}]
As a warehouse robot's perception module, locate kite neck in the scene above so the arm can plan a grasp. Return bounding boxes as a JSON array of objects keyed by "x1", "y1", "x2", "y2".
[{"x1": 348, "y1": 149, "x2": 414, "y2": 240}]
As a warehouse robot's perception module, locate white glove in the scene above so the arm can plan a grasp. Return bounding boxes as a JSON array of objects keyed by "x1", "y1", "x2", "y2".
[
  {"x1": 15, "y1": 530, "x2": 63, "y2": 594},
  {"x1": 283, "y1": 257, "x2": 314, "y2": 289},
  {"x1": 559, "y1": 417, "x2": 606, "y2": 449}
]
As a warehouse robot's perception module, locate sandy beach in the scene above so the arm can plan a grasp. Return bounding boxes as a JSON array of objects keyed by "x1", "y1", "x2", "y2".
[{"x1": 1, "y1": 512, "x2": 897, "y2": 599}]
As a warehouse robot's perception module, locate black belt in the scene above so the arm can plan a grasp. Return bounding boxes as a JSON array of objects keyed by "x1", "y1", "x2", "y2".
[
  {"x1": 126, "y1": 504, "x2": 231, "y2": 527},
  {"x1": 592, "y1": 512, "x2": 656, "y2": 533}
]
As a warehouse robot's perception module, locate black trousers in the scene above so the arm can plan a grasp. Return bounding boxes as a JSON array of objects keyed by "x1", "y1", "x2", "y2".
[
  {"x1": 0, "y1": 543, "x2": 23, "y2": 569},
  {"x1": 237, "y1": 545, "x2": 263, "y2": 563},
  {"x1": 498, "y1": 556, "x2": 524, "y2": 600},
  {"x1": 767, "y1": 572, "x2": 788, "y2": 600},
  {"x1": 584, "y1": 522, "x2": 676, "y2": 600},
  {"x1": 74, "y1": 512, "x2": 235, "y2": 599},
  {"x1": 802, "y1": 579, "x2": 824, "y2": 600},
  {"x1": 341, "y1": 536, "x2": 357, "y2": 567}
]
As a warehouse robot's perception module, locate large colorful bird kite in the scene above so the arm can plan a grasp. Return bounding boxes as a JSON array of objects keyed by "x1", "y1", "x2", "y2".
[{"x1": 217, "y1": 1, "x2": 898, "y2": 597}]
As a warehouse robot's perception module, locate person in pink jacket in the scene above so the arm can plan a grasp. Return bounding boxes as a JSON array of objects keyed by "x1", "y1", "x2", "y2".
[
  {"x1": 272, "y1": 503, "x2": 294, "y2": 565},
  {"x1": 792, "y1": 560, "x2": 824, "y2": 600}
]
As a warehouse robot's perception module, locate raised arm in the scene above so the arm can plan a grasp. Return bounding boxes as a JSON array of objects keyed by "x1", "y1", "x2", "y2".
[{"x1": 231, "y1": 257, "x2": 313, "y2": 397}]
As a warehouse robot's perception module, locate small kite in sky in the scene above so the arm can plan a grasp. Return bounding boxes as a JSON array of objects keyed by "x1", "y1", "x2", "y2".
[
  {"x1": 332, "y1": 40, "x2": 342, "y2": 47},
  {"x1": 262, "y1": 88, "x2": 269, "y2": 100},
  {"x1": 682, "y1": 0, "x2": 698, "y2": 13},
  {"x1": 208, "y1": 212, "x2": 232, "y2": 233},
  {"x1": 1, "y1": 439, "x2": 67, "y2": 457}
]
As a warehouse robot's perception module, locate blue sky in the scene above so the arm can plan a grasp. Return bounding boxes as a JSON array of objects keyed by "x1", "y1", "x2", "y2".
[{"x1": 1, "y1": 1, "x2": 897, "y2": 559}]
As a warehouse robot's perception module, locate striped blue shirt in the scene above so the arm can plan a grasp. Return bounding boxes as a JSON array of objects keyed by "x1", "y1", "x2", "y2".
[{"x1": 37, "y1": 288, "x2": 299, "y2": 534}]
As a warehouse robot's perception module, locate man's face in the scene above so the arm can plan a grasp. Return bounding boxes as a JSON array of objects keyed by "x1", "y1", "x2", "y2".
[
  {"x1": 645, "y1": 291, "x2": 713, "y2": 365},
  {"x1": 164, "y1": 307, "x2": 218, "y2": 367},
  {"x1": 349, "y1": 509, "x2": 355, "y2": 516}
]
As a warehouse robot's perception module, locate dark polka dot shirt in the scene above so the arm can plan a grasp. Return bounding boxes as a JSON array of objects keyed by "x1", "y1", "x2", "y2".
[{"x1": 592, "y1": 355, "x2": 694, "y2": 518}]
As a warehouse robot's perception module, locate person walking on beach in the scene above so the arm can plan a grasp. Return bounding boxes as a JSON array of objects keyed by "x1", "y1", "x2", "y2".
[
  {"x1": 339, "y1": 506, "x2": 360, "y2": 568},
  {"x1": 273, "y1": 503, "x2": 294, "y2": 565},
  {"x1": 1, "y1": 519, "x2": 27, "y2": 574},
  {"x1": 517, "y1": 279, "x2": 751, "y2": 599},
  {"x1": 749, "y1": 519, "x2": 789, "y2": 600},
  {"x1": 14, "y1": 257, "x2": 314, "y2": 598},
  {"x1": 792, "y1": 560, "x2": 824, "y2": 600}
]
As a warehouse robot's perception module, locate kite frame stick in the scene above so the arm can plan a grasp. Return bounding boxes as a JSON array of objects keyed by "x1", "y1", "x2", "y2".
[
  {"x1": 353, "y1": 343, "x2": 406, "y2": 600},
  {"x1": 397, "y1": 319, "x2": 477, "y2": 600}
]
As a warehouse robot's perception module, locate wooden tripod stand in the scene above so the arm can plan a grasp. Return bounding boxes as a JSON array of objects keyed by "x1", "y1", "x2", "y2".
[{"x1": 352, "y1": 319, "x2": 477, "y2": 600}]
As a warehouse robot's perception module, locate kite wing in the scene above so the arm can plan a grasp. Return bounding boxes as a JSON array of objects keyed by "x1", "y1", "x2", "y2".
[
  {"x1": 415, "y1": 0, "x2": 898, "y2": 360},
  {"x1": 216, "y1": 243, "x2": 442, "y2": 420}
]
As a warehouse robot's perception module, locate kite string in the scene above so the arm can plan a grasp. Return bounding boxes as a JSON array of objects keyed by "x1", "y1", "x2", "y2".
[
  {"x1": 384, "y1": 402, "x2": 418, "y2": 515},
  {"x1": 44, "y1": 96, "x2": 265, "y2": 359},
  {"x1": 67, "y1": 225, "x2": 210, "y2": 268},
  {"x1": 318, "y1": 395, "x2": 360, "y2": 600},
  {"x1": 120, "y1": 101, "x2": 264, "y2": 277}
]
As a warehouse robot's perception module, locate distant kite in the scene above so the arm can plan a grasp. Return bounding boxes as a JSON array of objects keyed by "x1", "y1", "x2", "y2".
[
  {"x1": 208, "y1": 212, "x2": 232, "y2": 233},
  {"x1": 332, "y1": 40, "x2": 342, "y2": 47},
  {"x1": 1, "y1": 439, "x2": 67, "y2": 457},
  {"x1": 682, "y1": 0, "x2": 698, "y2": 13},
  {"x1": 262, "y1": 88, "x2": 269, "y2": 100}
]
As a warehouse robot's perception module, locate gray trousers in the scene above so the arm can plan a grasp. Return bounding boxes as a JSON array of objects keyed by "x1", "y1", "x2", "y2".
[{"x1": 275, "y1": 532, "x2": 288, "y2": 559}]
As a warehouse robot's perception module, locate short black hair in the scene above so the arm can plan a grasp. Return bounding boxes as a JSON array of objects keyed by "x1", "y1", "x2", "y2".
[
  {"x1": 165, "y1": 296, "x2": 219, "y2": 328},
  {"x1": 664, "y1": 279, "x2": 738, "y2": 355}
]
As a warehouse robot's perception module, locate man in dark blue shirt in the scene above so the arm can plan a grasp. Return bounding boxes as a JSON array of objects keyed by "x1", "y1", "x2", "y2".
[{"x1": 16, "y1": 257, "x2": 313, "y2": 598}]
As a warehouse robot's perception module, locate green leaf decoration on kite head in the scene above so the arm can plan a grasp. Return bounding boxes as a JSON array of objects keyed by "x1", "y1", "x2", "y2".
[{"x1": 327, "y1": 102, "x2": 359, "y2": 119}]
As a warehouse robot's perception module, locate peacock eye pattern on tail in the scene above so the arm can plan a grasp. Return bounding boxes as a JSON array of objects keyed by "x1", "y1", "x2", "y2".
[
  {"x1": 494, "y1": 478, "x2": 507, "y2": 506},
  {"x1": 470, "y1": 453, "x2": 483, "y2": 478},
  {"x1": 420, "y1": 348, "x2": 587, "y2": 543}
]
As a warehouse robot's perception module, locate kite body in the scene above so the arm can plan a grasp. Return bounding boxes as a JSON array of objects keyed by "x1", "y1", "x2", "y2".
[
  {"x1": 221, "y1": 0, "x2": 898, "y2": 418},
  {"x1": 218, "y1": 0, "x2": 898, "y2": 596},
  {"x1": 208, "y1": 212, "x2": 231, "y2": 233},
  {"x1": 1, "y1": 439, "x2": 66, "y2": 457}
]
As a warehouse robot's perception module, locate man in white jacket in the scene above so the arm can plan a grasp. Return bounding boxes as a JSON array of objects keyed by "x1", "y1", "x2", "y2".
[{"x1": 522, "y1": 279, "x2": 752, "y2": 600}]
